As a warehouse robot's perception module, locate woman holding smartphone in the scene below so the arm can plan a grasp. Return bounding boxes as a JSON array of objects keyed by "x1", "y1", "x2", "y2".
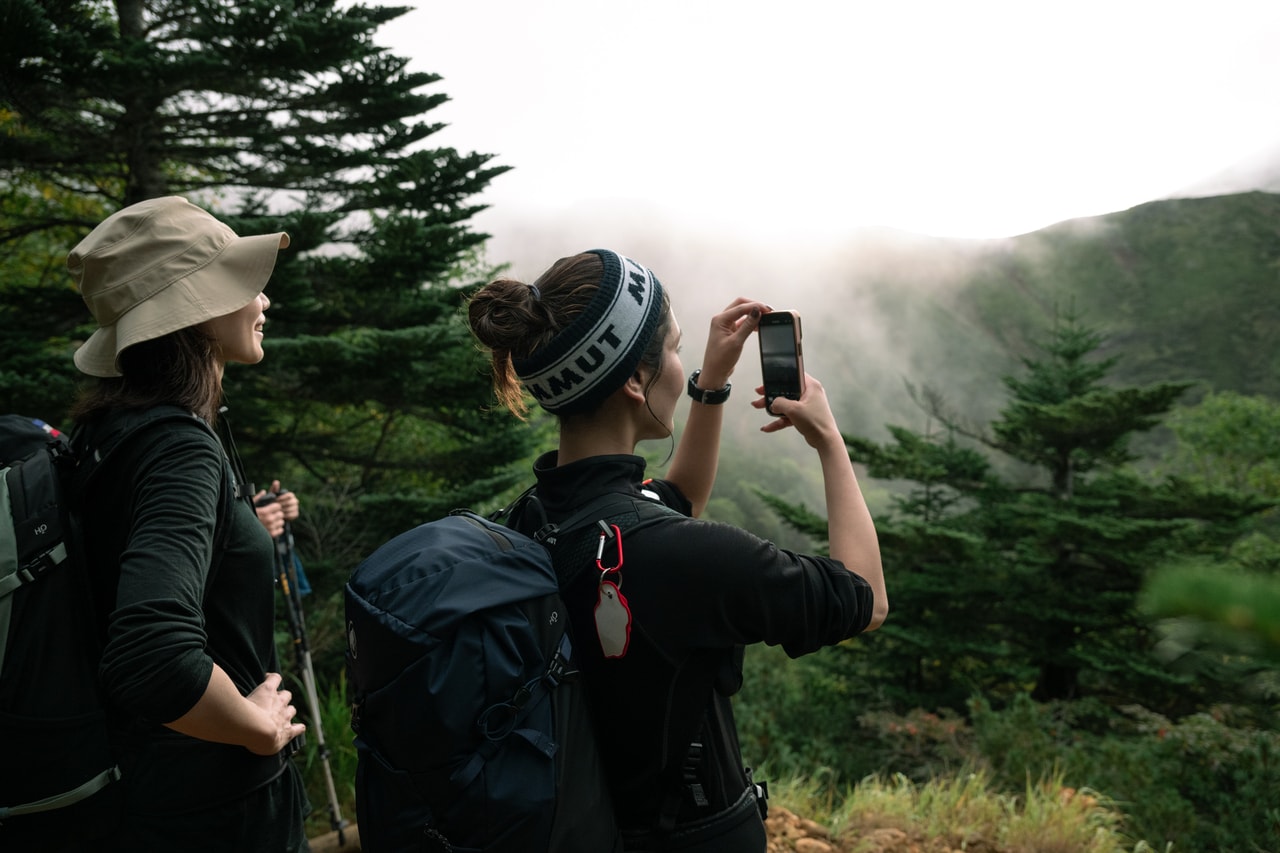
[{"x1": 468, "y1": 249, "x2": 885, "y2": 852}]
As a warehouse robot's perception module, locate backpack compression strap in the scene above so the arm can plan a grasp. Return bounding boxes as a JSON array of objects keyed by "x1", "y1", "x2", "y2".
[
  {"x1": 0, "y1": 437, "x2": 75, "y2": 601},
  {"x1": 0, "y1": 766, "x2": 123, "y2": 820},
  {"x1": 452, "y1": 630, "x2": 576, "y2": 792}
]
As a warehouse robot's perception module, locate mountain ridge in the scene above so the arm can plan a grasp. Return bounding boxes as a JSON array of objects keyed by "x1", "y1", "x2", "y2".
[{"x1": 476, "y1": 190, "x2": 1280, "y2": 442}]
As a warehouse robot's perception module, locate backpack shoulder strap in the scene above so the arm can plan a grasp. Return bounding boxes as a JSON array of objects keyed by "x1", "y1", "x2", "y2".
[
  {"x1": 522, "y1": 490, "x2": 736, "y2": 837},
  {"x1": 497, "y1": 489, "x2": 676, "y2": 545},
  {"x1": 532, "y1": 491, "x2": 678, "y2": 589},
  {"x1": 72, "y1": 405, "x2": 215, "y2": 485},
  {"x1": 0, "y1": 408, "x2": 201, "y2": 606}
]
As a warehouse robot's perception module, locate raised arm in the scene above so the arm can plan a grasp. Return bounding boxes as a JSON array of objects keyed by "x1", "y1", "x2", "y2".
[
  {"x1": 667, "y1": 298, "x2": 769, "y2": 516},
  {"x1": 755, "y1": 375, "x2": 887, "y2": 630}
]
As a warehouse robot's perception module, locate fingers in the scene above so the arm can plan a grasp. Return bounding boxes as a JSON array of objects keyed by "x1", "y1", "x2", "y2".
[
  {"x1": 716, "y1": 297, "x2": 772, "y2": 317},
  {"x1": 248, "y1": 673, "x2": 306, "y2": 755},
  {"x1": 263, "y1": 677, "x2": 302, "y2": 727},
  {"x1": 751, "y1": 386, "x2": 795, "y2": 433},
  {"x1": 712, "y1": 300, "x2": 770, "y2": 339},
  {"x1": 277, "y1": 491, "x2": 299, "y2": 521},
  {"x1": 276, "y1": 689, "x2": 305, "y2": 748},
  {"x1": 255, "y1": 501, "x2": 285, "y2": 537},
  {"x1": 702, "y1": 299, "x2": 771, "y2": 378},
  {"x1": 285, "y1": 720, "x2": 306, "y2": 745},
  {"x1": 263, "y1": 480, "x2": 299, "y2": 521},
  {"x1": 758, "y1": 375, "x2": 841, "y2": 449}
]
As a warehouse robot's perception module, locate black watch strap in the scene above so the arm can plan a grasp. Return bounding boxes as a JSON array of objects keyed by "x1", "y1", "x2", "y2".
[{"x1": 687, "y1": 369, "x2": 731, "y2": 405}]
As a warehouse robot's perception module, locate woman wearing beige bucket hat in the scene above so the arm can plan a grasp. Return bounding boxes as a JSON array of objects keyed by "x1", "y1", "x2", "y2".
[{"x1": 61, "y1": 197, "x2": 310, "y2": 852}]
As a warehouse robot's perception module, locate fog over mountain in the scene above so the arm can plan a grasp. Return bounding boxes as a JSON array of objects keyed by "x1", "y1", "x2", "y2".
[
  {"x1": 469, "y1": 151, "x2": 1280, "y2": 511},
  {"x1": 1168, "y1": 140, "x2": 1280, "y2": 198},
  {"x1": 477, "y1": 210, "x2": 991, "y2": 427}
]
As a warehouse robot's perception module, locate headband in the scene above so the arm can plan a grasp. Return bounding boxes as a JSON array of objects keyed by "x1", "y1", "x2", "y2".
[{"x1": 513, "y1": 249, "x2": 665, "y2": 415}]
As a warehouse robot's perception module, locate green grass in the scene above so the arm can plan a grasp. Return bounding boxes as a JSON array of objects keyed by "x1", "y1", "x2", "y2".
[
  {"x1": 296, "y1": 669, "x2": 359, "y2": 839},
  {"x1": 295, "y1": 679, "x2": 1179, "y2": 851},
  {"x1": 767, "y1": 767, "x2": 1171, "y2": 853},
  {"x1": 297, "y1": 702, "x2": 1174, "y2": 852}
]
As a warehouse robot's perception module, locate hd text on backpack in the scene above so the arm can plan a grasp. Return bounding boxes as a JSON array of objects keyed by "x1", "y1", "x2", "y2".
[
  {"x1": 0, "y1": 415, "x2": 122, "y2": 847},
  {"x1": 1, "y1": 407, "x2": 215, "y2": 848}
]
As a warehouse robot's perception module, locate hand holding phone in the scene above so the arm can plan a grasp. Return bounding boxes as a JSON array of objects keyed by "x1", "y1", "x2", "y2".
[{"x1": 757, "y1": 310, "x2": 805, "y2": 415}]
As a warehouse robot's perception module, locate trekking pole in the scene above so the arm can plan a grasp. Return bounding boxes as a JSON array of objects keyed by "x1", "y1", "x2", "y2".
[{"x1": 265, "y1": 498, "x2": 350, "y2": 844}]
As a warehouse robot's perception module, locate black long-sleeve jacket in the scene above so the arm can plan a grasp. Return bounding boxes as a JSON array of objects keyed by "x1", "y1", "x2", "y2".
[
  {"x1": 528, "y1": 451, "x2": 874, "y2": 835},
  {"x1": 78, "y1": 409, "x2": 288, "y2": 815}
]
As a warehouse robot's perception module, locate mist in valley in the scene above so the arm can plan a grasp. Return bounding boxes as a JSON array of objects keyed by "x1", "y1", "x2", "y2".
[
  {"x1": 466, "y1": 204, "x2": 1035, "y2": 537},
  {"x1": 456, "y1": 137, "x2": 1280, "y2": 549}
]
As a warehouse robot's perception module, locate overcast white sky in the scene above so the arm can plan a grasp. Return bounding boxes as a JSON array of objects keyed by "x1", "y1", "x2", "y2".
[{"x1": 380, "y1": 0, "x2": 1280, "y2": 240}]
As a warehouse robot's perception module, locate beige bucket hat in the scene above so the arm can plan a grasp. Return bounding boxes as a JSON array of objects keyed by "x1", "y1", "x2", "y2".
[{"x1": 68, "y1": 196, "x2": 290, "y2": 377}]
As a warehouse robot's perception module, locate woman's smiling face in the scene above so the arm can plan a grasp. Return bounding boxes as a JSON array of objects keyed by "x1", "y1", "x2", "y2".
[{"x1": 199, "y1": 291, "x2": 270, "y2": 366}]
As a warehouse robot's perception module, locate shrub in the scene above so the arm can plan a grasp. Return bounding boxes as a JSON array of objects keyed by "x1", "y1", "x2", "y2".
[
  {"x1": 969, "y1": 694, "x2": 1280, "y2": 851},
  {"x1": 735, "y1": 643, "x2": 870, "y2": 780},
  {"x1": 855, "y1": 707, "x2": 972, "y2": 782}
]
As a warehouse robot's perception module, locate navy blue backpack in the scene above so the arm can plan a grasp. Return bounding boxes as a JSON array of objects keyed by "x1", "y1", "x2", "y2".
[{"x1": 345, "y1": 496, "x2": 645, "y2": 853}]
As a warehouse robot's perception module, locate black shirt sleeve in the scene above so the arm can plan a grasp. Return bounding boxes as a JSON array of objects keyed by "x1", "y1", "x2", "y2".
[
  {"x1": 97, "y1": 423, "x2": 223, "y2": 724},
  {"x1": 634, "y1": 480, "x2": 874, "y2": 659}
]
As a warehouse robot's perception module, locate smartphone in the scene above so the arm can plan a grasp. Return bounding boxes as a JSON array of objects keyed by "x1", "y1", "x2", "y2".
[{"x1": 757, "y1": 310, "x2": 805, "y2": 415}]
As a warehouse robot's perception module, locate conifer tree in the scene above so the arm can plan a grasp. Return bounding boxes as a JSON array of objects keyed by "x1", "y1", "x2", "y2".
[
  {"x1": 0, "y1": 0, "x2": 535, "y2": 563},
  {"x1": 978, "y1": 317, "x2": 1199, "y2": 703},
  {"x1": 781, "y1": 314, "x2": 1270, "y2": 712}
]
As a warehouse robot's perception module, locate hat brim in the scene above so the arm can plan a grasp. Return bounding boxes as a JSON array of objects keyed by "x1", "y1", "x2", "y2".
[{"x1": 74, "y1": 232, "x2": 289, "y2": 377}]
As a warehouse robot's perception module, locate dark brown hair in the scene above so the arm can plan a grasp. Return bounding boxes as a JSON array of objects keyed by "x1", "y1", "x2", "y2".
[
  {"x1": 70, "y1": 327, "x2": 225, "y2": 425},
  {"x1": 468, "y1": 252, "x2": 672, "y2": 418}
]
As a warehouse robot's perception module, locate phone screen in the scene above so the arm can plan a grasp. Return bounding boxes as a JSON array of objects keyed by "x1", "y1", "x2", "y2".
[{"x1": 758, "y1": 311, "x2": 803, "y2": 414}]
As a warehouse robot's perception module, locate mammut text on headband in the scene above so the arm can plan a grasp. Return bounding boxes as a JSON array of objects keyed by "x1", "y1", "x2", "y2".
[{"x1": 513, "y1": 249, "x2": 665, "y2": 414}]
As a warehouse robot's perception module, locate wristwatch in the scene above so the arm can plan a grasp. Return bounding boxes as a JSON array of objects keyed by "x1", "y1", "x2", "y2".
[{"x1": 687, "y1": 369, "x2": 732, "y2": 405}]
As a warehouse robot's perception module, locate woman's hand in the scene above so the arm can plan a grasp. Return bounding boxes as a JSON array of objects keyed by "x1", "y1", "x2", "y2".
[
  {"x1": 669, "y1": 299, "x2": 771, "y2": 517},
  {"x1": 254, "y1": 496, "x2": 285, "y2": 537},
  {"x1": 244, "y1": 672, "x2": 306, "y2": 756},
  {"x1": 752, "y1": 374, "x2": 842, "y2": 451},
  {"x1": 272, "y1": 481, "x2": 300, "y2": 521},
  {"x1": 695, "y1": 298, "x2": 771, "y2": 390},
  {"x1": 164, "y1": 667, "x2": 308, "y2": 756}
]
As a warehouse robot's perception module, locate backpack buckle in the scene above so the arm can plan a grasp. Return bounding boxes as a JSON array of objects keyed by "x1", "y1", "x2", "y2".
[
  {"x1": 533, "y1": 523, "x2": 559, "y2": 546},
  {"x1": 544, "y1": 632, "x2": 577, "y2": 687},
  {"x1": 18, "y1": 542, "x2": 68, "y2": 583}
]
